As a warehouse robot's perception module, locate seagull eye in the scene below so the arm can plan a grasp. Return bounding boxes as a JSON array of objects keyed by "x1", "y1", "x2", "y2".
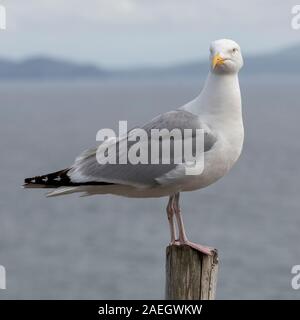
[{"x1": 232, "y1": 48, "x2": 238, "y2": 53}]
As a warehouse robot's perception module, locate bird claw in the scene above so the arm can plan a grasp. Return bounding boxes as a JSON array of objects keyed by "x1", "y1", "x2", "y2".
[{"x1": 169, "y1": 240, "x2": 216, "y2": 256}]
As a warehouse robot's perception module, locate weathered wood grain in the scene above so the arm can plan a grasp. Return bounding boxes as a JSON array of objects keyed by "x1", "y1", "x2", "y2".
[{"x1": 165, "y1": 245, "x2": 218, "y2": 300}]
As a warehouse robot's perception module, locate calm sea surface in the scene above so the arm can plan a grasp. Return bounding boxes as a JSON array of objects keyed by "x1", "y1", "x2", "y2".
[{"x1": 0, "y1": 76, "x2": 299, "y2": 299}]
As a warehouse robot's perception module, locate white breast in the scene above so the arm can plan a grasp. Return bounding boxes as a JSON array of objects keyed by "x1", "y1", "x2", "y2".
[{"x1": 180, "y1": 71, "x2": 244, "y2": 192}]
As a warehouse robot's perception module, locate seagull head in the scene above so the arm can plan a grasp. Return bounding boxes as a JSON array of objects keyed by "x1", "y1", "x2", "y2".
[{"x1": 209, "y1": 39, "x2": 243, "y2": 74}]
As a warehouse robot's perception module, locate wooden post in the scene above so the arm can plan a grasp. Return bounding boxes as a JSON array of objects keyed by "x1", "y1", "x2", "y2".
[{"x1": 165, "y1": 245, "x2": 219, "y2": 300}]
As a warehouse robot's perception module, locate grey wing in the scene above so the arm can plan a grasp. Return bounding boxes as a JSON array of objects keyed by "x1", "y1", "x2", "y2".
[{"x1": 68, "y1": 110, "x2": 217, "y2": 187}]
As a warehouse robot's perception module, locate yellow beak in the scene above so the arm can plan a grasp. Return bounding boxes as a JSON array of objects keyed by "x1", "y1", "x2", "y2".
[{"x1": 212, "y1": 53, "x2": 225, "y2": 69}]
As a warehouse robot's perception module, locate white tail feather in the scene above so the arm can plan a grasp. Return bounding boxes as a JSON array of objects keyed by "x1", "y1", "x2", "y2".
[{"x1": 46, "y1": 187, "x2": 81, "y2": 197}]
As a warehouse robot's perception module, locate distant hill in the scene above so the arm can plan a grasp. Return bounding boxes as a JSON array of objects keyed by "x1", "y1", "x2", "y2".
[
  {"x1": 150, "y1": 44, "x2": 300, "y2": 77},
  {"x1": 0, "y1": 44, "x2": 299, "y2": 80},
  {"x1": 0, "y1": 56, "x2": 108, "y2": 79}
]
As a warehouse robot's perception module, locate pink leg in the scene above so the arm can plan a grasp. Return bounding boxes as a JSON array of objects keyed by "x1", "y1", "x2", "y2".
[
  {"x1": 173, "y1": 193, "x2": 216, "y2": 256},
  {"x1": 166, "y1": 195, "x2": 178, "y2": 245}
]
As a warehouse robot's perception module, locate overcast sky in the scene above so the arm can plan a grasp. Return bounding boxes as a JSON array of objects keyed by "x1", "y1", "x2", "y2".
[{"x1": 1, "y1": 0, "x2": 300, "y2": 67}]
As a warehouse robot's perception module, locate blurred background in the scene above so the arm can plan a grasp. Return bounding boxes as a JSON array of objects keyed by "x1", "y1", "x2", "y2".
[{"x1": 0, "y1": 0, "x2": 299, "y2": 299}]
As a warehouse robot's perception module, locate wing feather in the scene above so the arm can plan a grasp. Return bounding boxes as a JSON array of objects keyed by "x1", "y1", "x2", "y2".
[{"x1": 68, "y1": 110, "x2": 217, "y2": 187}]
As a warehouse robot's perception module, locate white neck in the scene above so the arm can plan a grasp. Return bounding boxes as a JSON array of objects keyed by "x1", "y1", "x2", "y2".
[{"x1": 182, "y1": 71, "x2": 242, "y2": 119}]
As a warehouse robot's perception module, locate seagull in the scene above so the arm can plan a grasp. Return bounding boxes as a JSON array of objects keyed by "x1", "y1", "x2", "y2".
[{"x1": 24, "y1": 39, "x2": 244, "y2": 255}]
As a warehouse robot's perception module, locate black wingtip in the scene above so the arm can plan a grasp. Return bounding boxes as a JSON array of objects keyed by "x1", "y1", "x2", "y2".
[{"x1": 23, "y1": 169, "x2": 70, "y2": 188}]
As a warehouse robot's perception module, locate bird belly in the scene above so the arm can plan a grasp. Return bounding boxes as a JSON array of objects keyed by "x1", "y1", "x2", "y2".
[{"x1": 181, "y1": 134, "x2": 243, "y2": 192}]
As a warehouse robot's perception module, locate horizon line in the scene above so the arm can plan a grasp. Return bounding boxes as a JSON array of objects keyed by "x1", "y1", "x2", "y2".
[{"x1": 0, "y1": 41, "x2": 299, "y2": 71}]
